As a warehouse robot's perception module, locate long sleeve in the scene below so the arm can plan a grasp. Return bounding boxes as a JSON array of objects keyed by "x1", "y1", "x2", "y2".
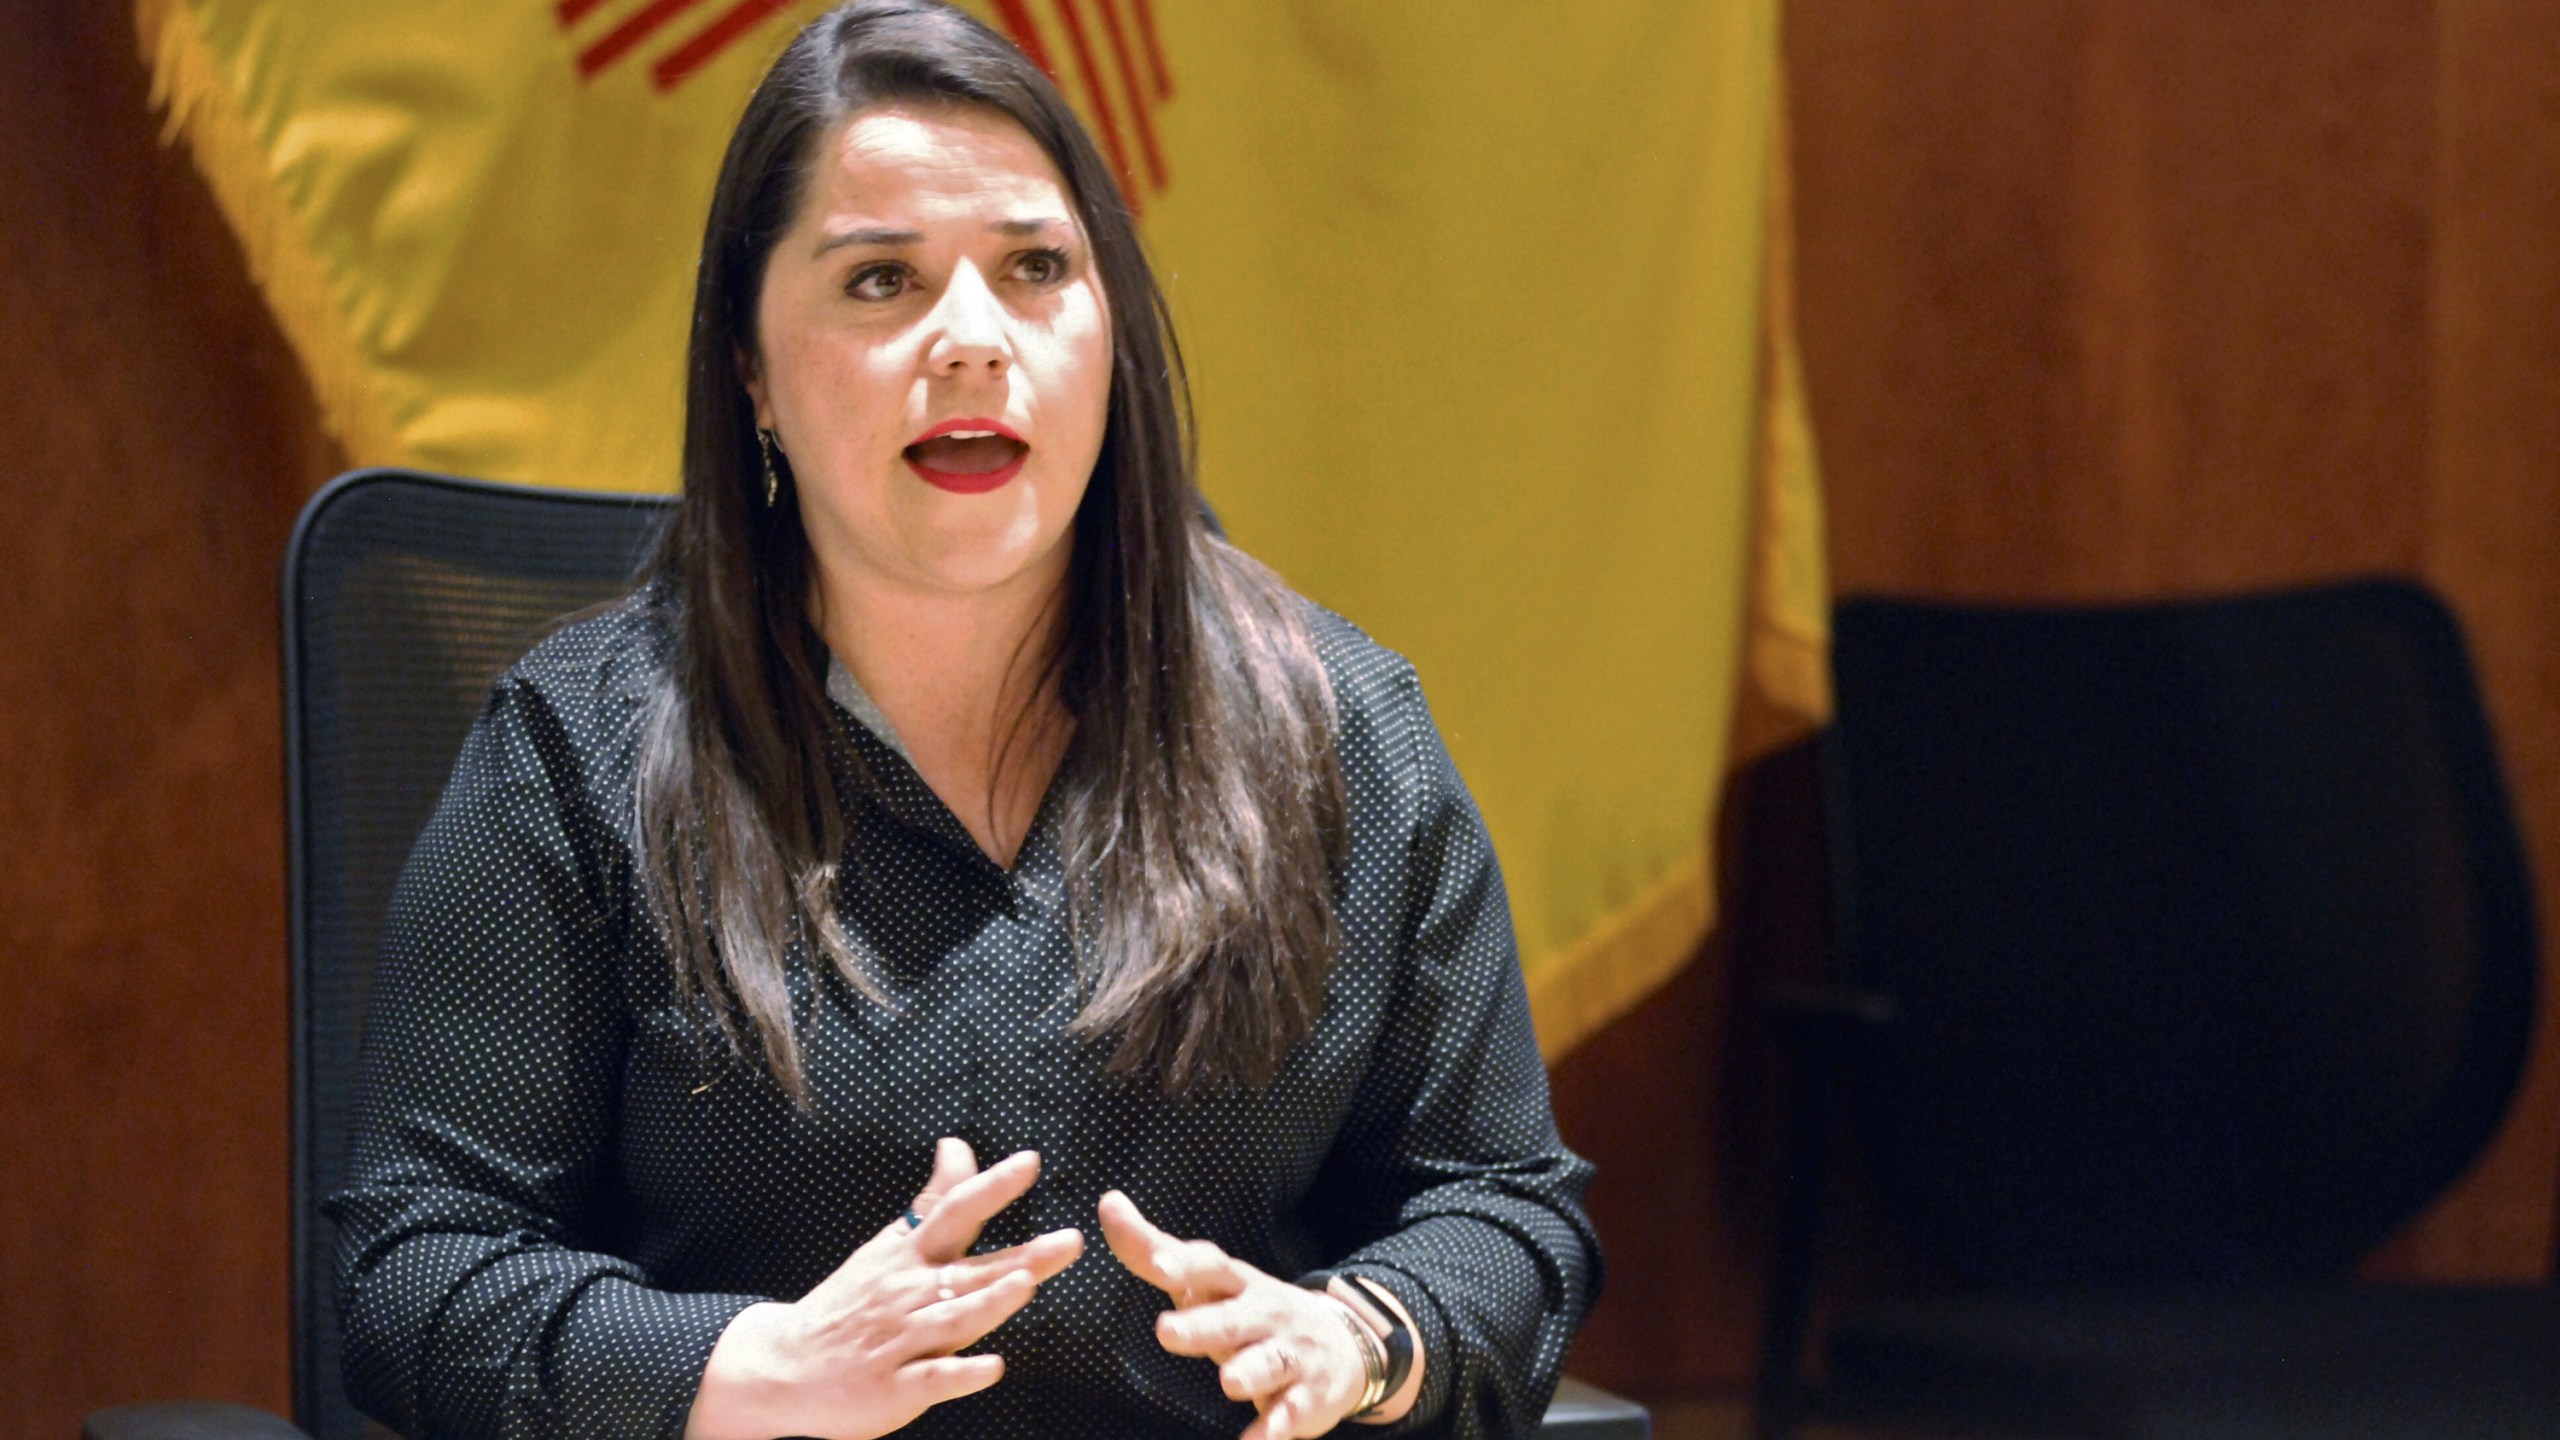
[
  {"x1": 1314, "y1": 663, "x2": 1603, "y2": 1438},
  {"x1": 322, "y1": 675, "x2": 761, "y2": 1440}
]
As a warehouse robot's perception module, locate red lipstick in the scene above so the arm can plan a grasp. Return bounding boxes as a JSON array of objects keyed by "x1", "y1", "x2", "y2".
[{"x1": 902, "y1": 416, "x2": 1028, "y2": 495}]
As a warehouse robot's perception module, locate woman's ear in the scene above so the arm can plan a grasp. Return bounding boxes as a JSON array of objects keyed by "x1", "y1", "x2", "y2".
[{"x1": 734, "y1": 343, "x2": 774, "y2": 431}]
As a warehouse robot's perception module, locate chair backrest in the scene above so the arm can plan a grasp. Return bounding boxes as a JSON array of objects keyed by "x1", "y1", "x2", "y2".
[
  {"x1": 283, "y1": 470, "x2": 672, "y2": 1439},
  {"x1": 1826, "y1": 579, "x2": 2536, "y2": 1291}
]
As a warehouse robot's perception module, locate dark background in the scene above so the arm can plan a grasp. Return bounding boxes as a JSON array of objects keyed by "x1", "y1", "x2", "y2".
[{"x1": 6, "y1": 2, "x2": 2559, "y2": 1432}]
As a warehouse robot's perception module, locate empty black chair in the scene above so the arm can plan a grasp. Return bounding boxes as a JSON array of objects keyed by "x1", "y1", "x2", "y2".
[
  {"x1": 1756, "y1": 578, "x2": 2558, "y2": 1440},
  {"x1": 88, "y1": 468, "x2": 1646, "y2": 1440}
]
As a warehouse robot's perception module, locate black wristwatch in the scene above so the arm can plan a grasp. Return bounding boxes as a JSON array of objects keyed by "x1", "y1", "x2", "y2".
[{"x1": 1296, "y1": 1269, "x2": 1416, "y2": 1415}]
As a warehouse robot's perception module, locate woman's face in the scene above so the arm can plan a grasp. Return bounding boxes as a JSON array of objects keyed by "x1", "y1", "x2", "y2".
[{"x1": 746, "y1": 102, "x2": 1112, "y2": 602}]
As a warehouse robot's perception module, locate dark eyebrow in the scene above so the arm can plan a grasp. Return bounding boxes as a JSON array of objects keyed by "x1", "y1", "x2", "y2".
[
  {"x1": 812, "y1": 218, "x2": 1070, "y2": 257},
  {"x1": 814, "y1": 226, "x2": 924, "y2": 256}
]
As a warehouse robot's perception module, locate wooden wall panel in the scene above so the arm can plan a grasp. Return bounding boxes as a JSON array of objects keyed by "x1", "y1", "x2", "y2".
[
  {"x1": 1559, "y1": 0, "x2": 2560, "y2": 1395},
  {"x1": 1793, "y1": 0, "x2": 2437, "y2": 598},
  {"x1": 2410, "y1": 0, "x2": 2560, "y2": 1279},
  {"x1": 0, "y1": 5, "x2": 332, "y2": 1435},
  {"x1": 1788, "y1": 0, "x2": 2560, "y2": 1285}
]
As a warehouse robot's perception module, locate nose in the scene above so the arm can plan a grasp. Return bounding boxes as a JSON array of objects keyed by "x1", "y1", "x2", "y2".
[{"x1": 925, "y1": 260, "x2": 1012, "y2": 379}]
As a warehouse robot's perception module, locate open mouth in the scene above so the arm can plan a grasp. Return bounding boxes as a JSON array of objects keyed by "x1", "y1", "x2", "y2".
[{"x1": 904, "y1": 421, "x2": 1028, "y2": 495}]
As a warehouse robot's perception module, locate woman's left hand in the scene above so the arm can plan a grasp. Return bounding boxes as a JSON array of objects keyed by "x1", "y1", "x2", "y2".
[{"x1": 1099, "y1": 1190, "x2": 1368, "y2": 1440}]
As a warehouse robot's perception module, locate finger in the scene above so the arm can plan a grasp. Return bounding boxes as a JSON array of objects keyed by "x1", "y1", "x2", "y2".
[
  {"x1": 867, "y1": 1138, "x2": 984, "y2": 1248},
  {"x1": 1219, "y1": 1338, "x2": 1301, "y2": 1404},
  {"x1": 896, "y1": 1352, "x2": 1004, "y2": 1406},
  {"x1": 1156, "y1": 1295, "x2": 1267, "y2": 1359},
  {"x1": 1151, "y1": 1238, "x2": 1245, "y2": 1309},
  {"x1": 906, "y1": 1268, "x2": 1041, "y2": 1356},
  {"x1": 939, "y1": 1226, "x2": 1086, "y2": 1291},
  {"x1": 1099, "y1": 1191, "x2": 1245, "y2": 1305},
  {"x1": 913, "y1": 1149, "x2": 1040, "y2": 1261},
  {"x1": 913, "y1": 1136, "x2": 979, "y2": 1213},
  {"x1": 1096, "y1": 1188, "x2": 1170, "y2": 1260},
  {"x1": 1096, "y1": 1189, "x2": 1174, "y2": 1288},
  {"x1": 890, "y1": 1230, "x2": 1079, "y2": 1323},
  {"x1": 1241, "y1": 1381, "x2": 1324, "y2": 1440}
]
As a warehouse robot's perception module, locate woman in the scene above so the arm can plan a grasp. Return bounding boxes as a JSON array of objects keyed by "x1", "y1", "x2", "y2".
[{"x1": 326, "y1": 4, "x2": 1597, "y2": 1437}]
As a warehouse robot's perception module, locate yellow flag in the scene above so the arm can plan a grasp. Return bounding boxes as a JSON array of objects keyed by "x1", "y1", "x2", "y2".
[{"x1": 140, "y1": 0, "x2": 1826, "y2": 1059}]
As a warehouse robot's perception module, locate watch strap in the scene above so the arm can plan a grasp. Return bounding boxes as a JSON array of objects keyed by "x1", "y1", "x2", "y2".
[
  {"x1": 1297, "y1": 1270, "x2": 1416, "y2": 1416},
  {"x1": 1342, "y1": 1274, "x2": 1416, "y2": 1403}
]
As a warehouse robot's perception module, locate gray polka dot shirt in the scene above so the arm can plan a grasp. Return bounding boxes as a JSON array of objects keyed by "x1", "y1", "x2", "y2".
[{"x1": 326, "y1": 595, "x2": 1599, "y2": 1440}]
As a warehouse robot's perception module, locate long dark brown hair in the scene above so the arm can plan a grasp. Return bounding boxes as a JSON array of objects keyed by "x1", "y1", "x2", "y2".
[{"x1": 635, "y1": 0, "x2": 1345, "y2": 1099}]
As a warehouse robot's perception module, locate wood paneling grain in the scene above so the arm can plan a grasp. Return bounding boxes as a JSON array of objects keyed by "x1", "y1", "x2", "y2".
[
  {"x1": 1794, "y1": 0, "x2": 2437, "y2": 598},
  {"x1": 0, "y1": 6, "x2": 333, "y2": 1435},
  {"x1": 1561, "y1": 0, "x2": 2560, "y2": 1395},
  {"x1": 1790, "y1": 0, "x2": 2559, "y2": 1285},
  {"x1": 2410, "y1": 0, "x2": 2560, "y2": 1280}
]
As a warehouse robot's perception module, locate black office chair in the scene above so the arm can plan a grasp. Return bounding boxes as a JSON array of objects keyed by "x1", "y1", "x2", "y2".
[
  {"x1": 86, "y1": 468, "x2": 1646, "y2": 1440},
  {"x1": 1754, "y1": 579, "x2": 2560, "y2": 1440}
]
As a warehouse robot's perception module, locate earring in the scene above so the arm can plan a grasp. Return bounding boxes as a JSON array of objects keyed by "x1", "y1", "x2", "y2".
[{"x1": 758, "y1": 427, "x2": 784, "y2": 508}]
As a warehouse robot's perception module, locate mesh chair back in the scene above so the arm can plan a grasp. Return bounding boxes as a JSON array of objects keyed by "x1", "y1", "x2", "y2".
[
  {"x1": 283, "y1": 471, "x2": 672, "y2": 1439},
  {"x1": 1826, "y1": 579, "x2": 2536, "y2": 1290}
]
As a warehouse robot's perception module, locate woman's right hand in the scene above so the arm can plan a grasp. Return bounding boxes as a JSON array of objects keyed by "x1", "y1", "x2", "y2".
[{"x1": 684, "y1": 1138, "x2": 1085, "y2": 1440}]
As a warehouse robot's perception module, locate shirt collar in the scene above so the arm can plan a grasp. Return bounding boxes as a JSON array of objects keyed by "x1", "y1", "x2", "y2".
[
  {"x1": 820, "y1": 647, "x2": 1060, "y2": 887},
  {"x1": 824, "y1": 653, "x2": 913, "y2": 763}
]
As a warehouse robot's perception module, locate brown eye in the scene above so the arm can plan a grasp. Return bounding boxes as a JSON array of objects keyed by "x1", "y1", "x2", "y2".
[
  {"x1": 1014, "y1": 248, "x2": 1069, "y2": 285},
  {"x1": 847, "y1": 263, "x2": 908, "y2": 300}
]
